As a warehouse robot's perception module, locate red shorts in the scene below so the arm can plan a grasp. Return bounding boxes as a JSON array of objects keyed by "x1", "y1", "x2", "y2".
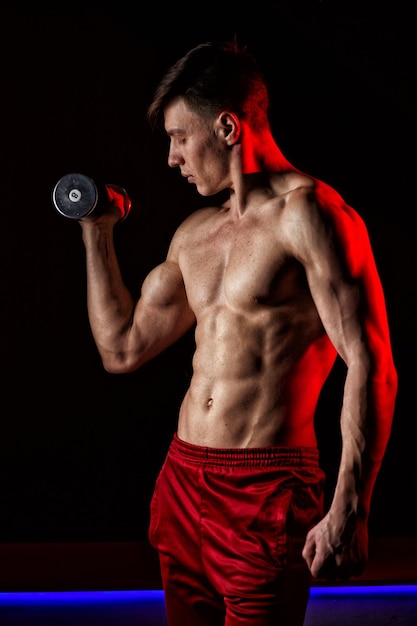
[{"x1": 149, "y1": 433, "x2": 325, "y2": 626}]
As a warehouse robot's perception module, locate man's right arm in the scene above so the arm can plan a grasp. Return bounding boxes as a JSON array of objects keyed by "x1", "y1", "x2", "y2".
[{"x1": 79, "y1": 210, "x2": 195, "y2": 375}]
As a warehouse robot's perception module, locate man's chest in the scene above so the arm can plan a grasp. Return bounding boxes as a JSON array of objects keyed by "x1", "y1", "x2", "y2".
[{"x1": 180, "y1": 224, "x2": 307, "y2": 311}]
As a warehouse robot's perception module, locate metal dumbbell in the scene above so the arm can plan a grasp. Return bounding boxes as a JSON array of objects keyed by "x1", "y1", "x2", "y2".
[{"x1": 52, "y1": 172, "x2": 130, "y2": 220}]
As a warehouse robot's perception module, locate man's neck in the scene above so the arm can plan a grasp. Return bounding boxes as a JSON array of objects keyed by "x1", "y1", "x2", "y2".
[
  {"x1": 240, "y1": 128, "x2": 294, "y2": 174},
  {"x1": 228, "y1": 131, "x2": 296, "y2": 215}
]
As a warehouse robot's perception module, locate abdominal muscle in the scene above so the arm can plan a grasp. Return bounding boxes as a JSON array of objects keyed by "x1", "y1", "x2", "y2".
[{"x1": 177, "y1": 304, "x2": 338, "y2": 449}]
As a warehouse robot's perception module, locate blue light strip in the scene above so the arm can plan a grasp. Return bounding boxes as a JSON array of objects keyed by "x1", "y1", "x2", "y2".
[
  {"x1": 0, "y1": 590, "x2": 163, "y2": 605},
  {"x1": 0, "y1": 586, "x2": 416, "y2": 605},
  {"x1": 309, "y1": 584, "x2": 417, "y2": 597}
]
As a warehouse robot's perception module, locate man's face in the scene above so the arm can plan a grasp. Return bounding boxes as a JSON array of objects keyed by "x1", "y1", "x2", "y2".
[{"x1": 164, "y1": 97, "x2": 231, "y2": 197}]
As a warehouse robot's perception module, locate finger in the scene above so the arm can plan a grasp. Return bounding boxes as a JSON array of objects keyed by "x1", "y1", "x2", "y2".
[
  {"x1": 105, "y1": 184, "x2": 132, "y2": 220},
  {"x1": 301, "y1": 541, "x2": 315, "y2": 569}
]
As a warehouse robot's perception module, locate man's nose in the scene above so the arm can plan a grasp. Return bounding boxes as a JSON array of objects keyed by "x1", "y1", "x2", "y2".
[{"x1": 168, "y1": 148, "x2": 183, "y2": 168}]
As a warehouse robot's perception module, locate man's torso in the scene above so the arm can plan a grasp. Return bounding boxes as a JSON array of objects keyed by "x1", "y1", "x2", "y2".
[{"x1": 175, "y1": 172, "x2": 338, "y2": 448}]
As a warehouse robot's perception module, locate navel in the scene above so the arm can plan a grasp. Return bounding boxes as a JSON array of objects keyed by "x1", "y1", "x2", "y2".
[
  {"x1": 206, "y1": 397, "x2": 213, "y2": 408},
  {"x1": 253, "y1": 295, "x2": 268, "y2": 304}
]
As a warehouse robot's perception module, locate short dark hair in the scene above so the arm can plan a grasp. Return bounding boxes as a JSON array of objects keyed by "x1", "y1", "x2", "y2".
[{"x1": 147, "y1": 39, "x2": 270, "y2": 132}]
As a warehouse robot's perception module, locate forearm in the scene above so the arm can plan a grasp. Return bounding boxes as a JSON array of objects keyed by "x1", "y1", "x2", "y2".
[
  {"x1": 81, "y1": 220, "x2": 136, "y2": 367},
  {"x1": 330, "y1": 363, "x2": 398, "y2": 521}
]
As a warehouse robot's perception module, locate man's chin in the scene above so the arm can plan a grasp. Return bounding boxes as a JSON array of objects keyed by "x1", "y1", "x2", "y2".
[{"x1": 196, "y1": 185, "x2": 220, "y2": 197}]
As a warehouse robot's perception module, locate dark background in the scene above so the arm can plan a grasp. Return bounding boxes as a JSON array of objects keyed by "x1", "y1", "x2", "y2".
[{"x1": 1, "y1": 0, "x2": 415, "y2": 543}]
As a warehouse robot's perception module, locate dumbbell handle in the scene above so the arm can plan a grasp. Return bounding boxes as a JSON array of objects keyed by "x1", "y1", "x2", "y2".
[{"x1": 52, "y1": 173, "x2": 131, "y2": 220}]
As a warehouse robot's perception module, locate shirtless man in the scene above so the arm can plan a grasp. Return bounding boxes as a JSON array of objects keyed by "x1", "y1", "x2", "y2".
[{"x1": 78, "y1": 40, "x2": 398, "y2": 625}]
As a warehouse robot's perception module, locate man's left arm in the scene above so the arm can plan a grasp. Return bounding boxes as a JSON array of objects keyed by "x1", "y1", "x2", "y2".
[{"x1": 289, "y1": 187, "x2": 398, "y2": 579}]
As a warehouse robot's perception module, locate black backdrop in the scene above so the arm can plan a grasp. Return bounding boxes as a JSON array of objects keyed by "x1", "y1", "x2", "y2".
[{"x1": 1, "y1": 0, "x2": 415, "y2": 542}]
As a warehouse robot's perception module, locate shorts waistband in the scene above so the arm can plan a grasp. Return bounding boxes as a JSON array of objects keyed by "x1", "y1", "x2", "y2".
[{"x1": 170, "y1": 433, "x2": 320, "y2": 467}]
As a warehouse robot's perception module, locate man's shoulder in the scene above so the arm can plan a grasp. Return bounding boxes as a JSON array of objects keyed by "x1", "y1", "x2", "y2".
[
  {"x1": 272, "y1": 172, "x2": 351, "y2": 216},
  {"x1": 274, "y1": 173, "x2": 366, "y2": 245},
  {"x1": 270, "y1": 170, "x2": 315, "y2": 196},
  {"x1": 172, "y1": 204, "x2": 225, "y2": 242}
]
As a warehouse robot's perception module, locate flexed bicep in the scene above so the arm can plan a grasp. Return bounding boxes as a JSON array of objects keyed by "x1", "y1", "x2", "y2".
[{"x1": 129, "y1": 259, "x2": 196, "y2": 367}]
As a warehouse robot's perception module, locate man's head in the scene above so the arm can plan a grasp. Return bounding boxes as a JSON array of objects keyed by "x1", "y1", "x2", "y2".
[{"x1": 147, "y1": 40, "x2": 270, "y2": 133}]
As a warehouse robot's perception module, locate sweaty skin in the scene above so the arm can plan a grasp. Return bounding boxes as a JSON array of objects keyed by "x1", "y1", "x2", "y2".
[
  {"x1": 79, "y1": 97, "x2": 397, "y2": 580},
  {"x1": 175, "y1": 176, "x2": 338, "y2": 449}
]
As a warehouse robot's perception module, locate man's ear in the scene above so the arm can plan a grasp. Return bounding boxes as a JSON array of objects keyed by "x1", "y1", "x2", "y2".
[{"x1": 216, "y1": 111, "x2": 241, "y2": 146}]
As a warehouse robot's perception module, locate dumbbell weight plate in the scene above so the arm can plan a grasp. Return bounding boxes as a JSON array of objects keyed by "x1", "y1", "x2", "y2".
[{"x1": 52, "y1": 173, "x2": 99, "y2": 219}]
